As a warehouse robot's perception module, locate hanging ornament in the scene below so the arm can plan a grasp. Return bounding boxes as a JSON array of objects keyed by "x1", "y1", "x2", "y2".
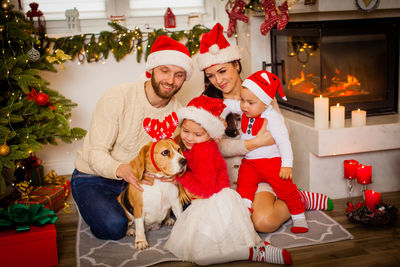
[
  {"x1": 46, "y1": 49, "x2": 72, "y2": 70},
  {"x1": 1, "y1": 0, "x2": 11, "y2": 12},
  {"x1": 27, "y1": 46, "x2": 40, "y2": 62},
  {"x1": 0, "y1": 143, "x2": 10, "y2": 156}
]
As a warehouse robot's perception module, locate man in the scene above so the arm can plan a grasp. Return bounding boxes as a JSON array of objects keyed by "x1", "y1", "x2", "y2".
[{"x1": 71, "y1": 35, "x2": 192, "y2": 240}]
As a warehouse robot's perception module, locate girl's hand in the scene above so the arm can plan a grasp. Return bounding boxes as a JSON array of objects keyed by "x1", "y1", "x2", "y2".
[{"x1": 279, "y1": 167, "x2": 293, "y2": 180}]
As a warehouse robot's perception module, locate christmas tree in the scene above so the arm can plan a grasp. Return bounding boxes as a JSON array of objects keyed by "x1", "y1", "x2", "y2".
[{"x1": 0, "y1": 2, "x2": 86, "y2": 194}]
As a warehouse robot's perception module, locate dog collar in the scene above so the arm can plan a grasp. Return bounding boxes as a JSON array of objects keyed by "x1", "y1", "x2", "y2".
[{"x1": 150, "y1": 138, "x2": 177, "y2": 172}]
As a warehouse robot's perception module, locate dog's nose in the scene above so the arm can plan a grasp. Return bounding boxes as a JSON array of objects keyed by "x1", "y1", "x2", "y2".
[{"x1": 179, "y1": 158, "x2": 187, "y2": 167}]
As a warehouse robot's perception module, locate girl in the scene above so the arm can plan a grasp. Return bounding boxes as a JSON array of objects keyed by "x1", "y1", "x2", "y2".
[{"x1": 164, "y1": 95, "x2": 292, "y2": 265}]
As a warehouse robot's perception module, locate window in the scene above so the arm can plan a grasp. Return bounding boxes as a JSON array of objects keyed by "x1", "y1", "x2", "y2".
[
  {"x1": 129, "y1": 0, "x2": 205, "y2": 17},
  {"x1": 22, "y1": 0, "x2": 107, "y2": 20}
]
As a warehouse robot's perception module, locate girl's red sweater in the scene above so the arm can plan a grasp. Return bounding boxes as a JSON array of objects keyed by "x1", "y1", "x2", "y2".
[{"x1": 177, "y1": 140, "x2": 230, "y2": 198}]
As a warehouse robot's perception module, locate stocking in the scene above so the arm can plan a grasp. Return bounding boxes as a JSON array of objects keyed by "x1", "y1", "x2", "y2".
[
  {"x1": 260, "y1": 0, "x2": 279, "y2": 35},
  {"x1": 277, "y1": 1, "x2": 289, "y2": 30},
  {"x1": 227, "y1": 17, "x2": 237, "y2": 37},
  {"x1": 229, "y1": 0, "x2": 249, "y2": 23}
]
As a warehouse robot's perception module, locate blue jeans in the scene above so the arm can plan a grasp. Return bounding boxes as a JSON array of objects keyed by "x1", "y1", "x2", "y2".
[{"x1": 71, "y1": 169, "x2": 128, "y2": 240}]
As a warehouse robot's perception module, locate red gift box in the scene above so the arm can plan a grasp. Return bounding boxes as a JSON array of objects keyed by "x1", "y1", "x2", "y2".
[
  {"x1": 17, "y1": 186, "x2": 65, "y2": 212},
  {"x1": 0, "y1": 224, "x2": 58, "y2": 267}
]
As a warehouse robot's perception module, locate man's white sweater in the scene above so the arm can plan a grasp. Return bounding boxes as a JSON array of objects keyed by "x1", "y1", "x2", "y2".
[{"x1": 74, "y1": 78, "x2": 182, "y2": 179}]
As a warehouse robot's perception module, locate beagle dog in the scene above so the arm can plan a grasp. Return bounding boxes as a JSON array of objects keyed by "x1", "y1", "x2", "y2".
[{"x1": 117, "y1": 137, "x2": 187, "y2": 250}]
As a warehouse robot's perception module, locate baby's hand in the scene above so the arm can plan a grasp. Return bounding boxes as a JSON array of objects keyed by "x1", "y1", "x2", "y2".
[{"x1": 279, "y1": 167, "x2": 292, "y2": 180}]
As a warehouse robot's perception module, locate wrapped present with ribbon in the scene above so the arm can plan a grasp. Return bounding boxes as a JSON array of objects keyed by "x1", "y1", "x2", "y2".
[
  {"x1": 14, "y1": 155, "x2": 45, "y2": 186},
  {"x1": 16, "y1": 185, "x2": 66, "y2": 212},
  {"x1": 0, "y1": 204, "x2": 58, "y2": 266},
  {"x1": 45, "y1": 170, "x2": 71, "y2": 198}
]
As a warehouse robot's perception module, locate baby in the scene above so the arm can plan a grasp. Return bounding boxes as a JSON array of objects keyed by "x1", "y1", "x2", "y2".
[{"x1": 222, "y1": 70, "x2": 308, "y2": 233}]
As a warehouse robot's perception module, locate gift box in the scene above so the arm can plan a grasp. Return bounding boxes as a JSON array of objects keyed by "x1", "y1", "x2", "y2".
[
  {"x1": 29, "y1": 165, "x2": 45, "y2": 186},
  {"x1": 17, "y1": 186, "x2": 66, "y2": 212},
  {"x1": 0, "y1": 224, "x2": 58, "y2": 267}
]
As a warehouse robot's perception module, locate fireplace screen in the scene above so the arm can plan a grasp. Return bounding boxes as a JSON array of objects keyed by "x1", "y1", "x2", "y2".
[{"x1": 269, "y1": 18, "x2": 399, "y2": 118}]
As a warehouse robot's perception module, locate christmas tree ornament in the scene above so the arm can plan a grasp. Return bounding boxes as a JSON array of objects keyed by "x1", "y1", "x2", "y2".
[
  {"x1": 277, "y1": 1, "x2": 289, "y2": 30},
  {"x1": 34, "y1": 92, "x2": 50, "y2": 106},
  {"x1": 28, "y1": 46, "x2": 40, "y2": 62},
  {"x1": 1, "y1": 0, "x2": 11, "y2": 12},
  {"x1": 0, "y1": 143, "x2": 10, "y2": 156}
]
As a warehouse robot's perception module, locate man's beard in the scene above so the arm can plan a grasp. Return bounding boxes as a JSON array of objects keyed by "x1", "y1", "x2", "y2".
[{"x1": 151, "y1": 75, "x2": 182, "y2": 100}]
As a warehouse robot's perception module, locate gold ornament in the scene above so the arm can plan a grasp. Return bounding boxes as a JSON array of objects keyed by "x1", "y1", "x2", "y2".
[
  {"x1": 1, "y1": 0, "x2": 11, "y2": 11},
  {"x1": 0, "y1": 143, "x2": 10, "y2": 156}
]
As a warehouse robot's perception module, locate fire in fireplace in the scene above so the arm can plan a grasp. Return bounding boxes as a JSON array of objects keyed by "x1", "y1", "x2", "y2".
[{"x1": 268, "y1": 18, "x2": 399, "y2": 118}]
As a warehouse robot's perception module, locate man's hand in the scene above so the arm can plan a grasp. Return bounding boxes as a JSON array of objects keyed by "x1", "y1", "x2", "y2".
[
  {"x1": 279, "y1": 167, "x2": 293, "y2": 180},
  {"x1": 116, "y1": 164, "x2": 152, "y2": 192}
]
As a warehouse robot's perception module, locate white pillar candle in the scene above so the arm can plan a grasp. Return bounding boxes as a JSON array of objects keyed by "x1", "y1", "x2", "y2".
[
  {"x1": 314, "y1": 95, "x2": 329, "y2": 129},
  {"x1": 351, "y1": 109, "x2": 366, "y2": 127},
  {"x1": 330, "y1": 103, "x2": 345, "y2": 128}
]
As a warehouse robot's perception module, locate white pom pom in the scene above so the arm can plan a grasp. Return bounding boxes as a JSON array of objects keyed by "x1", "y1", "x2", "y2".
[{"x1": 209, "y1": 44, "x2": 220, "y2": 55}]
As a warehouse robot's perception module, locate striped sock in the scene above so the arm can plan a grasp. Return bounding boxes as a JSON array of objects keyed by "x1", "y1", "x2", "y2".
[
  {"x1": 291, "y1": 213, "x2": 308, "y2": 233},
  {"x1": 249, "y1": 241, "x2": 292, "y2": 265},
  {"x1": 299, "y1": 190, "x2": 333, "y2": 211}
]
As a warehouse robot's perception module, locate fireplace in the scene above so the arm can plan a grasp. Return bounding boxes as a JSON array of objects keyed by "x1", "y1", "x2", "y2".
[{"x1": 267, "y1": 18, "x2": 399, "y2": 118}]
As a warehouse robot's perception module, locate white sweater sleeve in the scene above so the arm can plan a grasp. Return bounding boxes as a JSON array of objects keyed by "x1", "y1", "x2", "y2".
[
  {"x1": 264, "y1": 111, "x2": 293, "y2": 167},
  {"x1": 84, "y1": 89, "x2": 125, "y2": 179},
  {"x1": 221, "y1": 99, "x2": 242, "y2": 118}
]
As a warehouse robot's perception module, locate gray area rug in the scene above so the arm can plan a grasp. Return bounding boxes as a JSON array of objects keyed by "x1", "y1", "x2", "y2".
[{"x1": 76, "y1": 211, "x2": 354, "y2": 267}]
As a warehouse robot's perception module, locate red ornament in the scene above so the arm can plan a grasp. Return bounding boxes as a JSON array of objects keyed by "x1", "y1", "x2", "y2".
[
  {"x1": 164, "y1": 7, "x2": 176, "y2": 28},
  {"x1": 26, "y1": 2, "x2": 46, "y2": 32},
  {"x1": 26, "y1": 89, "x2": 56, "y2": 110}
]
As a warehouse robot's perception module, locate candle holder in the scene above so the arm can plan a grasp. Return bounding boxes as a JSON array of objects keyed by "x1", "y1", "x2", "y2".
[{"x1": 344, "y1": 159, "x2": 358, "y2": 204}]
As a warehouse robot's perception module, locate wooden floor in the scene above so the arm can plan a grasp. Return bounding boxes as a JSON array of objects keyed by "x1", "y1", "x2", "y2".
[{"x1": 56, "y1": 191, "x2": 400, "y2": 267}]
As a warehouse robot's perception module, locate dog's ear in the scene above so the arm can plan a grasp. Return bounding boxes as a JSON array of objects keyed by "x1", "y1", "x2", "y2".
[
  {"x1": 130, "y1": 143, "x2": 150, "y2": 180},
  {"x1": 173, "y1": 134, "x2": 186, "y2": 151}
]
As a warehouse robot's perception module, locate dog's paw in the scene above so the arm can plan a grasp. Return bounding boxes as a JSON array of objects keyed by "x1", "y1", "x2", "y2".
[
  {"x1": 126, "y1": 228, "x2": 135, "y2": 236},
  {"x1": 135, "y1": 240, "x2": 149, "y2": 250},
  {"x1": 164, "y1": 217, "x2": 175, "y2": 226}
]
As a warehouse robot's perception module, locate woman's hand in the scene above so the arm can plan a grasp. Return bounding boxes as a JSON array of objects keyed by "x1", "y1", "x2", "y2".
[
  {"x1": 116, "y1": 163, "x2": 152, "y2": 191},
  {"x1": 244, "y1": 120, "x2": 275, "y2": 151}
]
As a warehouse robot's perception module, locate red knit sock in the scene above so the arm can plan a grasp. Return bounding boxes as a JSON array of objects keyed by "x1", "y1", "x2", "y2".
[
  {"x1": 299, "y1": 190, "x2": 334, "y2": 211},
  {"x1": 260, "y1": 0, "x2": 279, "y2": 35},
  {"x1": 227, "y1": 16, "x2": 237, "y2": 37},
  {"x1": 229, "y1": 0, "x2": 249, "y2": 22},
  {"x1": 249, "y1": 241, "x2": 292, "y2": 265},
  {"x1": 277, "y1": 1, "x2": 289, "y2": 30}
]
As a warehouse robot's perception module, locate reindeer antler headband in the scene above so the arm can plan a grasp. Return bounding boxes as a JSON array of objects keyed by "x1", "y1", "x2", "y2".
[{"x1": 143, "y1": 112, "x2": 179, "y2": 171}]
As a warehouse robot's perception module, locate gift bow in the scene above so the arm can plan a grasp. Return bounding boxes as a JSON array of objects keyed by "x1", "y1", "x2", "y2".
[
  {"x1": 46, "y1": 49, "x2": 72, "y2": 70},
  {"x1": 0, "y1": 204, "x2": 57, "y2": 232},
  {"x1": 45, "y1": 170, "x2": 72, "y2": 213}
]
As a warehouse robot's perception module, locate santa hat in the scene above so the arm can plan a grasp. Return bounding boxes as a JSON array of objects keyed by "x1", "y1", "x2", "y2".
[
  {"x1": 242, "y1": 70, "x2": 287, "y2": 105},
  {"x1": 177, "y1": 95, "x2": 226, "y2": 139},
  {"x1": 146, "y1": 35, "x2": 193, "y2": 80},
  {"x1": 196, "y1": 23, "x2": 241, "y2": 71}
]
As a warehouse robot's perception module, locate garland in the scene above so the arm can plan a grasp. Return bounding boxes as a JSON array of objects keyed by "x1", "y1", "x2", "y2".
[{"x1": 40, "y1": 23, "x2": 210, "y2": 64}]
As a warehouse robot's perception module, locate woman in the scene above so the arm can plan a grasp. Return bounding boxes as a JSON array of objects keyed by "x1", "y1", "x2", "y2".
[{"x1": 196, "y1": 23, "x2": 333, "y2": 233}]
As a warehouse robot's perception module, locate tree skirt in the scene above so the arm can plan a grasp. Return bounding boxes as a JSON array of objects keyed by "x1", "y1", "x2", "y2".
[{"x1": 76, "y1": 210, "x2": 353, "y2": 267}]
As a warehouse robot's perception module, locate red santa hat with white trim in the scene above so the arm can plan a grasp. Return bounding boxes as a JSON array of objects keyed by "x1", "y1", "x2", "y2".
[
  {"x1": 177, "y1": 95, "x2": 226, "y2": 139},
  {"x1": 145, "y1": 35, "x2": 193, "y2": 80},
  {"x1": 242, "y1": 70, "x2": 287, "y2": 105},
  {"x1": 196, "y1": 23, "x2": 241, "y2": 71}
]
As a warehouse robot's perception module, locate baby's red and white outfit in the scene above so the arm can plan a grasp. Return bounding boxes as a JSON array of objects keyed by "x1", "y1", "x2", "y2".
[{"x1": 222, "y1": 70, "x2": 308, "y2": 233}]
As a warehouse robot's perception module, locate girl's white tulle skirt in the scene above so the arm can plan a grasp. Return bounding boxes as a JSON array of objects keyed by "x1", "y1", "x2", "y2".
[{"x1": 164, "y1": 188, "x2": 261, "y2": 265}]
